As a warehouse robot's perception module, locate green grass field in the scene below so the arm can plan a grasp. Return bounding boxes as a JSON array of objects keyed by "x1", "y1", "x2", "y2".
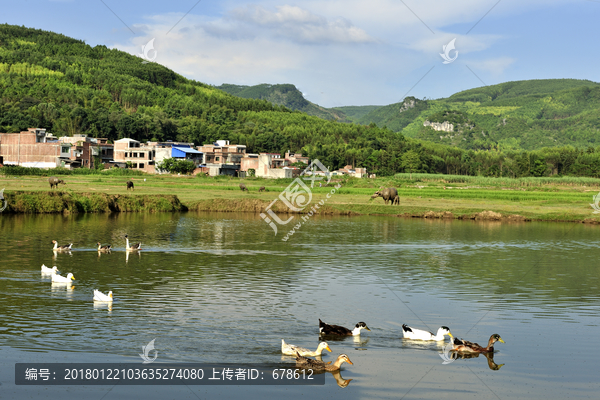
[{"x1": 2, "y1": 172, "x2": 600, "y2": 222}]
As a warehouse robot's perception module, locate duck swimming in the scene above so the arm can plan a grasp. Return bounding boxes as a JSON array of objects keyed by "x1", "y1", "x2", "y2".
[
  {"x1": 52, "y1": 240, "x2": 72, "y2": 251},
  {"x1": 295, "y1": 353, "x2": 353, "y2": 371},
  {"x1": 319, "y1": 319, "x2": 370, "y2": 336},
  {"x1": 97, "y1": 242, "x2": 112, "y2": 252},
  {"x1": 453, "y1": 334, "x2": 505, "y2": 353},
  {"x1": 125, "y1": 235, "x2": 141, "y2": 251},
  {"x1": 281, "y1": 340, "x2": 331, "y2": 357},
  {"x1": 402, "y1": 324, "x2": 453, "y2": 341},
  {"x1": 51, "y1": 272, "x2": 75, "y2": 283},
  {"x1": 93, "y1": 289, "x2": 113, "y2": 302}
]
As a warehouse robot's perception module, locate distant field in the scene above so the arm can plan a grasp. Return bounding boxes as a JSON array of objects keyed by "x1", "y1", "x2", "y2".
[{"x1": 1, "y1": 173, "x2": 600, "y2": 222}]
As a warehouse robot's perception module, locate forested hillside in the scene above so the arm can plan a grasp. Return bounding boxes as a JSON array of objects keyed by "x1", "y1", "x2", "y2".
[
  {"x1": 3, "y1": 24, "x2": 600, "y2": 178},
  {"x1": 216, "y1": 83, "x2": 350, "y2": 122},
  {"x1": 359, "y1": 79, "x2": 600, "y2": 151}
]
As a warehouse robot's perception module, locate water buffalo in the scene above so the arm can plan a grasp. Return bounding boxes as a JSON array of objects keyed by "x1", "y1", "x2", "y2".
[
  {"x1": 239, "y1": 183, "x2": 248, "y2": 191},
  {"x1": 126, "y1": 181, "x2": 134, "y2": 191},
  {"x1": 371, "y1": 187, "x2": 398, "y2": 205},
  {"x1": 258, "y1": 186, "x2": 265, "y2": 192},
  {"x1": 48, "y1": 176, "x2": 66, "y2": 189}
]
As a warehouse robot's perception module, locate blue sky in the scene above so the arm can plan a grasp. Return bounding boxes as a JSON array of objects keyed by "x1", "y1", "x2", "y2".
[{"x1": 2, "y1": 0, "x2": 599, "y2": 107}]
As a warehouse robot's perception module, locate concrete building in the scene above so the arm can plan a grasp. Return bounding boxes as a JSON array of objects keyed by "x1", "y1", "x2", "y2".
[
  {"x1": 197, "y1": 140, "x2": 247, "y2": 176},
  {"x1": 284, "y1": 151, "x2": 309, "y2": 165},
  {"x1": 240, "y1": 153, "x2": 295, "y2": 178},
  {"x1": 154, "y1": 142, "x2": 203, "y2": 172},
  {"x1": 113, "y1": 138, "x2": 156, "y2": 173},
  {"x1": 0, "y1": 128, "x2": 69, "y2": 168},
  {"x1": 59, "y1": 134, "x2": 113, "y2": 168}
]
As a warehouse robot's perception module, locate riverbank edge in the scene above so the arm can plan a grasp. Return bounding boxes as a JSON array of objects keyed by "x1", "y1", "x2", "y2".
[
  {"x1": 3, "y1": 191, "x2": 600, "y2": 224},
  {"x1": 2, "y1": 191, "x2": 186, "y2": 213}
]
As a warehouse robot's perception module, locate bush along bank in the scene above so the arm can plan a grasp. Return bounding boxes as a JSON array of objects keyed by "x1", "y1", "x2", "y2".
[{"x1": 1, "y1": 191, "x2": 187, "y2": 213}]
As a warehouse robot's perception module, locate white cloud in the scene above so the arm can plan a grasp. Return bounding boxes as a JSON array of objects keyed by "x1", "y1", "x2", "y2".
[
  {"x1": 110, "y1": 0, "x2": 578, "y2": 106},
  {"x1": 222, "y1": 4, "x2": 375, "y2": 44},
  {"x1": 469, "y1": 57, "x2": 516, "y2": 76}
]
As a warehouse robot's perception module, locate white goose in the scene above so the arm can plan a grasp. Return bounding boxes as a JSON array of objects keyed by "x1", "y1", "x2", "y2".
[
  {"x1": 125, "y1": 235, "x2": 142, "y2": 251},
  {"x1": 281, "y1": 340, "x2": 331, "y2": 357},
  {"x1": 402, "y1": 324, "x2": 453, "y2": 341},
  {"x1": 93, "y1": 289, "x2": 113, "y2": 302},
  {"x1": 51, "y1": 272, "x2": 75, "y2": 283},
  {"x1": 41, "y1": 264, "x2": 59, "y2": 274}
]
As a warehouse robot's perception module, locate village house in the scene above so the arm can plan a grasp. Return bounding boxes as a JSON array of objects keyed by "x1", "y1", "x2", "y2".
[
  {"x1": 153, "y1": 141, "x2": 203, "y2": 171},
  {"x1": 59, "y1": 134, "x2": 113, "y2": 169},
  {"x1": 113, "y1": 138, "x2": 156, "y2": 173},
  {"x1": 0, "y1": 128, "x2": 70, "y2": 168},
  {"x1": 197, "y1": 140, "x2": 246, "y2": 176},
  {"x1": 240, "y1": 152, "x2": 295, "y2": 178}
]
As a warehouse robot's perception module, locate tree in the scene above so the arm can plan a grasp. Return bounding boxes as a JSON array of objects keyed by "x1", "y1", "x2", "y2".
[
  {"x1": 401, "y1": 150, "x2": 421, "y2": 179},
  {"x1": 156, "y1": 158, "x2": 196, "y2": 174}
]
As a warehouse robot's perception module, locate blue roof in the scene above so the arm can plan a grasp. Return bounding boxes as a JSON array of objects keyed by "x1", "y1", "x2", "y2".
[{"x1": 172, "y1": 146, "x2": 203, "y2": 157}]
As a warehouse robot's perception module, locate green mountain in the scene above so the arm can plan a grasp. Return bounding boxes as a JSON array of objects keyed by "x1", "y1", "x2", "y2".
[
  {"x1": 216, "y1": 83, "x2": 350, "y2": 122},
  {"x1": 332, "y1": 105, "x2": 382, "y2": 122},
  {"x1": 358, "y1": 79, "x2": 600, "y2": 151}
]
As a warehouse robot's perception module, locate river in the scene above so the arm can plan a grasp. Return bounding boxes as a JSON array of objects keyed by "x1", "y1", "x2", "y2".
[{"x1": 1, "y1": 212, "x2": 598, "y2": 399}]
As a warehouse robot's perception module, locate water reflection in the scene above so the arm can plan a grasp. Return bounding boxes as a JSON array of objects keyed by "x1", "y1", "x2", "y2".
[
  {"x1": 447, "y1": 351, "x2": 505, "y2": 371},
  {"x1": 330, "y1": 370, "x2": 353, "y2": 388},
  {"x1": 125, "y1": 250, "x2": 141, "y2": 263},
  {"x1": 52, "y1": 249, "x2": 72, "y2": 260},
  {"x1": 93, "y1": 301, "x2": 113, "y2": 313},
  {"x1": 50, "y1": 281, "x2": 74, "y2": 301}
]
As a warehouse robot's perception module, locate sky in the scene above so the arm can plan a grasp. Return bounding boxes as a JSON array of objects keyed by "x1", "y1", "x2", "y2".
[{"x1": 2, "y1": 0, "x2": 599, "y2": 107}]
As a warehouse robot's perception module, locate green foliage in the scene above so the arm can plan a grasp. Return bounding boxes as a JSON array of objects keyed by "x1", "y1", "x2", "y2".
[
  {"x1": 0, "y1": 165, "x2": 144, "y2": 176},
  {"x1": 216, "y1": 83, "x2": 349, "y2": 122},
  {"x1": 156, "y1": 158, "x2": 196, "y2": 174},
  {"x1": 359, "y1": 80, "x2": 600, "y2": 151},
  {"x1": 400, "y1": 150, "x2": 422, "y2": 179},
  {"x1": 247, "y1": 168, "x2": 256, "y2": 177}
]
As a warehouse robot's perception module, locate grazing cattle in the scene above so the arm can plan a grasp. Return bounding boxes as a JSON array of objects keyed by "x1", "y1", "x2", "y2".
[
  {"x1": 239, "y1": 183, "x2": 248, "y2": 192},
  {"x1": 258, "y1": 186, "x2": 265, "y2": 192},
  {"x1": 48, "y1": 177, "x2": 66, "y2": 189},
  {"x1": 371, "y1": 187, "x2": 399, "y2": 205},
  {"x1": 126, "y1": 181, "x2": 134, "y2": 191}
]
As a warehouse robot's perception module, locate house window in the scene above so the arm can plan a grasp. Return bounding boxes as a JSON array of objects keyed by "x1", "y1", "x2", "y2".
[
  {"x1": 139, "y1": 163, "x2": 144, "y2": 168},
  {"x1": 216, "y1": 157, "x2": 220, "y2": 161},
  {"x1": 61, "y1": 146, "x2": 69, "y2": 153}
]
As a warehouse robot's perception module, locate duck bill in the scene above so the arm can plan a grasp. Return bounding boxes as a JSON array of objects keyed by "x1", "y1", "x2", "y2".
[
  {"x1": 365, "y1": 327, "x2": 371, "y2": 331},
  {"x1": 326, "y1": 346, "x2": 332, "y2": 352},
  {"x1": 448, "y1": 332, "x2": 454, "y2": 338},
  {"x1": 346, "y1": 358, "x2": 353, "y2": 365},
  {"x1": 498, "y1": 338, "x2": 505, "y2": 343},
  {"x1": 71, "y1": 276, "x2": 75, "y2": 280}
]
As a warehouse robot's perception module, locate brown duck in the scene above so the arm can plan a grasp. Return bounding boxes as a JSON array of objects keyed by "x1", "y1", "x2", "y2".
[
  {"x1": 295, "y1": 353, "x2": 353, "y2": 371},
  {"x1": 452, "y1": 334, "x2": 505, "y2": 353}
]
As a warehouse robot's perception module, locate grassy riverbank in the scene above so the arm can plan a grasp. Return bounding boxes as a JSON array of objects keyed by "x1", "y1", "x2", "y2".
[{"x1": 1, "y1": 172, "x2": 600, "y2": 222}]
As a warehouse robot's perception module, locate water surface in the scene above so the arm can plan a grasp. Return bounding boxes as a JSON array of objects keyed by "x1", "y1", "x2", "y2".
[{"x1": 1, "y1": 213, "x2": 598, "y2": 399}]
